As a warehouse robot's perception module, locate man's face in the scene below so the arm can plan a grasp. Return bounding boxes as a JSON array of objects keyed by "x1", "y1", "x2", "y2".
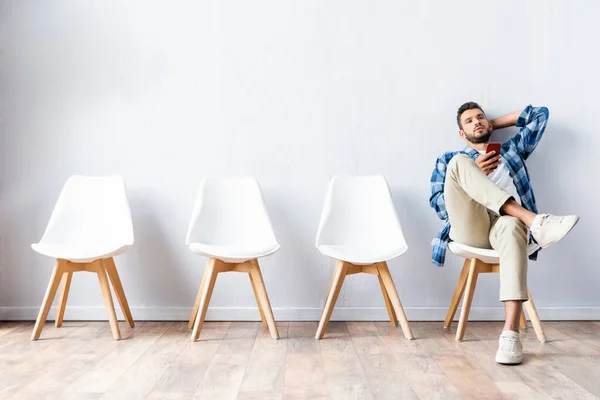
[{"x1": 459, "y1": 108, "x2": 493, "y2": 144}]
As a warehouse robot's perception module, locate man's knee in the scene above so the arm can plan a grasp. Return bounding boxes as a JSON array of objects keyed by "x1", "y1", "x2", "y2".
[
  {"x1": 447, "y1": 154, "x2": 475, "y2": 178},
  {"x1": 494, "y1": 216, "x2": 528, "y2": 243},
  {"x1": 448, "y1": 154, "x2": 473, "y2": 171}
]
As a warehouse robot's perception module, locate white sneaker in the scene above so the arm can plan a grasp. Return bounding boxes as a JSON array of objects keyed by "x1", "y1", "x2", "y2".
[
  {"x1": 531, "y1": 214, "x2": 579, "y2": 249},
  {"x1": 495, "y1": 330, "x2": 523, "y2": 365}
]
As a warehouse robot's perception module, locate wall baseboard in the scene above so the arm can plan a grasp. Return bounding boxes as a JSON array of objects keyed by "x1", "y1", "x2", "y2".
[{"x1": 2, "y1": 306, "x2": 599, "y2": 321}]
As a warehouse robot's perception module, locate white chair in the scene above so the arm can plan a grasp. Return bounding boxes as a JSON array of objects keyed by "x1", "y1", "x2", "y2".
[
  {"x1": 314, "y1": 175, "x2": 413, "y2": 340},
  {"x1": 186, "y1": 178, "x2": 280, "y2": 341},
  {"x1": 445, "y1": 242, "x2": 546, "y2": 343},
  {"x1": 31, "y1": 175, "x2": 135, "y2": 341}
]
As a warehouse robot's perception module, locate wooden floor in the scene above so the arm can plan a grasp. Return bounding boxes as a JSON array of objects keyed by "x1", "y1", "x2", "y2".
[{"x1": 1, "y1": 321, "x2": 600, "y2": 399}]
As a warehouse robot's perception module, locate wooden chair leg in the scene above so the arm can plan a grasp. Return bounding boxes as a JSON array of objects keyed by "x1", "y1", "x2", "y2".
[
  {"x1": 248, "y1": 259, "x2": 279, "y2": 339},
  {"x1": 377, "y1": 262, "x2": 413, "y2": 340},
  {"x1": 103, "y1": 258, "x2": 134, "y2": 328},
  {"x1": 191, "y1": 258, "x2": 219, "y2": 341},
  {"x1": 249, "y1": 269, "x2": 267, "y2": 324},
  {"x1": 444, "y1": 259, "x2": 470, "y2": 329},
  {"x1": 315, "y1": 260, "x2": 349, "y2": 339},
  {"x1": 94, "y1": 260, "x2": 121, "y2": 340},
  {"x1": 189, "y1": 264, "x2": 209, "y2": 329},
  {"x1": 55, "y1": 271, "x2": 73, "y2": 327},
  {"x1": 519, "y1": 305, "x2": 527, "y2": 329},
  {"x1": 523, "y1": 290, "x2": 546, "y2": 343},
  {"x1": 378, "y1": 274, "x2": 398, "y2": 326},
  {"x1": 456, "y1": 258, "x2": 479, "y2": 342},
  {"x1": 31, "y1": 260, "x2": 66, "y2": 340}
]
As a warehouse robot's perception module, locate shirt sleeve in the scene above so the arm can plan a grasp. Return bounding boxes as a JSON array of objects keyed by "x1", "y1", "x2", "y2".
[
  {"x1": 429, "y1": 155, "x2": 448, "y2": 221},
  {"x1": 509, "y1": 105, "x2": 549, "y2": 160}
]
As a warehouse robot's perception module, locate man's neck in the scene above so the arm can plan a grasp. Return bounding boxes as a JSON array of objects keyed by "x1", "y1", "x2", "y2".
[{"x1": 466, "y1": 141, "x2": 488, "y2": 151}]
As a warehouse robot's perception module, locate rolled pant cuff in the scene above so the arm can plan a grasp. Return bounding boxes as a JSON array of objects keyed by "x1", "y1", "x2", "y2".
[
  {"x1": 491, "y1": 193, "x2": 514, "y2": 216},
  {"x1": 500, "y1": 294, "x2": 529, "y2": 302}
]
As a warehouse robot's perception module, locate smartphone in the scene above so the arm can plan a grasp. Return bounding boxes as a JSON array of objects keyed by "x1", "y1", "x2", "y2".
[{"x1": 486, "y1": 142, "x2": 501, "y2": 155}]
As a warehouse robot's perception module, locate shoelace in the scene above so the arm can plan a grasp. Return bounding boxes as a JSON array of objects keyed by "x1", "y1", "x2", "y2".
[
  {"x1": 542, "y1": 215, "x2": 563, "y2": 225},
  {"x1": 500, "y1": 335, "x2": 519, "y2": 354}
]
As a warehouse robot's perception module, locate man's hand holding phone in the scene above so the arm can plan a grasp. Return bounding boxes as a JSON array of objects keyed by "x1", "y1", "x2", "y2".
[{"x1": 476, "y1": 143, "x2": 501, "y2": 175}]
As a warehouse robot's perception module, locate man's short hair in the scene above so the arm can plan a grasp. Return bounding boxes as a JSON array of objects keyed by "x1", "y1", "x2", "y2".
[{"x1": 457, "y1": 102, "x2": 485, "y2": 129}]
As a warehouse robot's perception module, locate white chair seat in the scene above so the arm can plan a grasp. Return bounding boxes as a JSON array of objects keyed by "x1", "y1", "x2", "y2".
[
  {"x1": 315, "y1": 175, "x2": 409, "y2": 264},
  {"x1": 187, "y1": 243, "x2": 280, "y2": 263},
  {"x1": 317, "y1": 244, "x2": 408, "y2": 265},
  {"x1": 448, "y1": 242, "x2": 540, "y2": 264},
  {"x1": 31, "y1": 243, "x2": 130, "y2": 263},
  {"x1": 185, "y1": 177, "x2": 280, "y2": 264}
]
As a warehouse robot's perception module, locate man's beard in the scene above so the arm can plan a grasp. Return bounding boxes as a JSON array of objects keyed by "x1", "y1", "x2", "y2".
[{"x1": 465, "y1": 128, "x2": 492, "y2": 144}]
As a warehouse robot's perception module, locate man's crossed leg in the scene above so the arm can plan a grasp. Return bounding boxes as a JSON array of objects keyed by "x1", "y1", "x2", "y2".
[{"x1": 445, "y1": 154, "x2": 579, "y2": 364}]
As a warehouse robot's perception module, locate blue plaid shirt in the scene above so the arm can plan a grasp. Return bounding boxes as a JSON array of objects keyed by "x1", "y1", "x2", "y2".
[{"x1": 429, "y1": 105, "x2": 549, "y2": 266}]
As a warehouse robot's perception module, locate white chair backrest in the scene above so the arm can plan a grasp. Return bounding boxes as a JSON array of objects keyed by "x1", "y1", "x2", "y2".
[
  {"x1": 39, "y1": 175, "x2": 134, "y2": 247},
  {"x1": 315, "y1": 175, "x2": 407, "y2": 247},
  {"x1": 186, "y1": 178, "x2": 278, "y2": 247}
]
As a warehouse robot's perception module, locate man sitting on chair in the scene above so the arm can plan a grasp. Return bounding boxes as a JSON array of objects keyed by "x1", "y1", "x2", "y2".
[{"x1": 429, "y1": 102, "x2": 579, "y2": 365}]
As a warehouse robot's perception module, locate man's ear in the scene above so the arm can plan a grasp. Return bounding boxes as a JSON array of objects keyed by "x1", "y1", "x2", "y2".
[{"x1": 459, "y1": 129, "x2": 466, "y2": 140}]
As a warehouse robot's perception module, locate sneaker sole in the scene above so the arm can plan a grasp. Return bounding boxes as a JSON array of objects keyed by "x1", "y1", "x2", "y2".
[
  {"x1": 539, "y1": 216, "x2": 580, "y2": 249},
  {"x1": 495, "y1": 355, "x2": 523, "y2": 365}
]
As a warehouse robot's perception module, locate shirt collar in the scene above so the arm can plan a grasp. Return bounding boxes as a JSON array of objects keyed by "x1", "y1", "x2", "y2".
[{"x1": 463, "y1": 146, "x2": 480, "y2": 158}]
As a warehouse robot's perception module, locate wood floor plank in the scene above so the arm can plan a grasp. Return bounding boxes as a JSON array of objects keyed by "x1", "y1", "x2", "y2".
[
  {"x1": 5, "y1": 322, "x2": 125, "y2": 400},
  {"x1": 193, "y1": 353, "x2": 249, "y2": 400},
  {"x1": 0, "y1": 322, "x2": 91, "y2": 398},
  {"x1": 516, "y1": 353, "x2": 598, "y2": 399},
  {"x1": 0, "y1": 322, "x2": 25, "y2": 337},
  {"x1": 238, "y1": 323, "x2": 288, "y2": 396},
  {"x1": 347, "y1": 321, "x2": 396, "y2": 355},
  {"x1": 54, "y1": 393, "x2": 104, "y2": 400},
  {"x1": 318, "y1": 321, "x2": 355, "y2": 355},
  {"x1": 547, "y1": 355, "x2": 600, "y2": 397},
  {"x1": 216, "y1": 322, "x2": 260, "y2": 355},
  {"x1": 322, "y1": 352, "x2": 373, "y2": 400},
  {"x1": 527, "y1": 337, "x2": 600, "y2": 397},
  {"x1": 0, "y1": 320, "x2": 597, "y2": 399},
  {"x1": 59, "y1": 322, "x2": 173, "y2": 397},
  {"x1": 287, "y1": 322, "x2": 320, "y2": 354},
  {"x1": 283, "y1": 353, "x2": 328, "y2": 399},
  {"x1": 148, "y1": 324, "x2": 226, "y2": 397},
  {"x1": 471, "y1": 327, "x2": 599, "y2": 400},
  {"x1": 431, "y1": 354, "x2": 507, "y2": 400},
  {"x1": 443, "y1": 335, "x2": 526, "y2": 383},
  {"x1": 237, "y1": 392, "x2": 283, "y2": 400},
  {"x1": 374, "y1": 321, "x2": 423, "y2": 355},
  {"x1": 358, "y1": 354, "x2": 418, "y2": 400},
  {"x1": 0, "y1": 322, "x2": 34, "y2": 347},
  {"x1": 569, "y1": 333, "x2": 600, "y2": 352},
  {"x1": 251, "y1": 322, "x2": 288, "y2": 352},
  {"x1": 0, "y1": 322, "x2": 78, "y2": 364},
  {"x1": 414, "y1": 332, "x2": 460, "y2": 356},
  {"x1": 146, "y1": 393, "x2": 192, "y2": 400},
  {"x1": 100, "y1": 322, "x2": 190, "y2": 399},
  {"x1": 393, "y1": 352, "x2": 462, "y2": 400},
  {"x1": 443, "y1": 329, "x2": 552, "y2": 399},
  {"x1": 493, "y1": 381, "x2": 553, "y2": 400},
  {"x1": 7, "y1": 322, "x2": 98, "y2": 373},
  {"x1": 546, "y1": 321, "x2": 600, "y2": 335}
]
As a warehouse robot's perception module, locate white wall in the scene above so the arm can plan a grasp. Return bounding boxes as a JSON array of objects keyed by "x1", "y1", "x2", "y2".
[{"x1": 1, "y1": 0, "x2": 599, "y2": 321}]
